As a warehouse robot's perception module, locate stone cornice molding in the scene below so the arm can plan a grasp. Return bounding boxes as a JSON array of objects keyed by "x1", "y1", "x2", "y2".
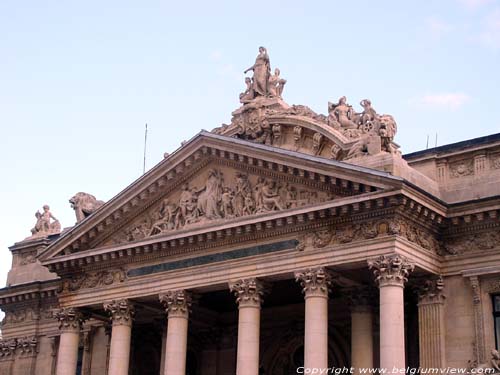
[
  {"x1": 229, "y1": 278, "x2": 269, "y2": 308},
  {"x1": 54, "y1": 307, "x2": 85, "y2": 333},
  {"x1": 159, "y1": 290, "x2": 192, "y2": 318},
  {"x1": 417, "y1": 276, "x2": 446, "y2": 305},
  {"x1": 295, "y1": 267, "x2": 332, "y2": 298},
  {"x1": 103, "y1": 299, "x2": 135, "y2": 327},
  {"x1": 368, "y1": 254, "x2": 415, "y2": 287}
]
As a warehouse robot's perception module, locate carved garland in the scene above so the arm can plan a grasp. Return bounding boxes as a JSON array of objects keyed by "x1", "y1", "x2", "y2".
[{"x1": 60, "y1": 269, "x2": 126, "y2": 293}]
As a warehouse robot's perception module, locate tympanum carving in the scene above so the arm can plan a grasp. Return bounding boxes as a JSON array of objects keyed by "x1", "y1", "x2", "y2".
[{"x1": 113, "y1": 167, "x2": 332, "y2": 244}]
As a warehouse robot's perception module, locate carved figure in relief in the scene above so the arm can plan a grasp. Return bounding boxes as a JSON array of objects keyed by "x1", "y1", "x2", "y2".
[
  {"x1": 258, "y1": 180, "x2": 285, "y2": 212},
  {"x1": 473, "y1": 349, "x2": 500, "y2": 373},
  {"x1": 175, "y1": 184, "x2": 198, "y2": 228},
  {"x1": 30, "y1": 205, "x2": 61, "y2": 237},
  {"x1": 197, "y1": 169, "x2": 224, "y2": 220},
  {"x1": 221, "y1": 188, "x2": 234, "y2": 218},
  {"x1": 69, "y1": 192, "x2": 105, "y2": 223},
  {"x1": 233, "y1": 173, "x2": 254, "y2": 217},
  {"x1": 244, "y1": 47, "x2": 271, "y2": 97},
  {"x1": 268, "y1": 68, "x2": 286, "y2": 98}
]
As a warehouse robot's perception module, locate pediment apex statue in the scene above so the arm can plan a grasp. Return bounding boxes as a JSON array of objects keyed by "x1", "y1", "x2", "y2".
[{"x1": 212, "y1": 47, "x2": 400, "y2": 162}]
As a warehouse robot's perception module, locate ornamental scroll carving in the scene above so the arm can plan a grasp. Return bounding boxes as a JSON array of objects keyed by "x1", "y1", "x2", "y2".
[
  {"x1": 112, "y1": 167, "x2": 332, "y2": 245},
  {"x1": 104, "y1": 299, "x2": 135, "y2": 326},
  {"x1": 60, "y1": 269, "x2": 126, "y2": 293},
  {"x1": 159, "y1": 290, "x2": 192, "y2": 318},
  {"x1": 295, "y1": 267, "x2": 333, "y2": 297},
  {"x1": 229, "y1": 278, "x2": 268, "y2": 307},
  {"x1": 296, "y1": 218, "x2": 439, "y2": 253},
  {"x1": 368, "y1": 255, "x2": 414, "y2": 287}
]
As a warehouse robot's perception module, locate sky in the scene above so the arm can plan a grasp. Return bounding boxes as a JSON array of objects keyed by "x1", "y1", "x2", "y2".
[{"x1": 0, "y1": 0, "x2": 499, "y2": 291}]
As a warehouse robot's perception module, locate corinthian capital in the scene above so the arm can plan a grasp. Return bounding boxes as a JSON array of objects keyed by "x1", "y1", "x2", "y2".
[
  {"x1": 159, "y1": 290, "x2": 192, "y2": 318},
  {"x1": 368, "y1": 254, "x2": 415, "y2": 287},
  {"x1": 417, "y1": 276, "x2": 445, "y2": 304},
  {"x1": 295, "y1": 267, "x2": 332, "y2": 298},
  {"x1": 104, "y1": 299, "x2": 135, "y2": 326},
  {"x1": 229, "y1": 278, "x2": 268, "y2": 308},
  {"x1": 54, "y1": 307, "x2": 85, "y2": 333}
]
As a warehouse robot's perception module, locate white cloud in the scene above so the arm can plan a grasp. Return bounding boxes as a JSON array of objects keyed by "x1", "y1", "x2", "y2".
[
  {"x1": 415, "y1": 93, "x2": 470, "y2": 110},
  {"x1": 426, "y1": 16, "x2": 453, "y2": 38}
]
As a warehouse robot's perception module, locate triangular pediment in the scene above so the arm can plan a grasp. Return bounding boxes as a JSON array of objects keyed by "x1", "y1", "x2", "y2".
[{"x1": 39, "y1": 132, "x2": 402, "y2": 265}]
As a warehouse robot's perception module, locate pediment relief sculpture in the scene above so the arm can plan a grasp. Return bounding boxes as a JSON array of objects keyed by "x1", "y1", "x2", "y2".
[
  {"x1": 212, "y1": 47, "x2": 399, "y2": 162},
  {"x1": 109, "y1": 166, "x2": 334, "y2": 245}
]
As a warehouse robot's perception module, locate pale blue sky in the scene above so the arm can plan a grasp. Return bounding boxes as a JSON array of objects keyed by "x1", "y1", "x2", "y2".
[{"x1": 0, "y1": 0, "x2": 499, "y2": 287}]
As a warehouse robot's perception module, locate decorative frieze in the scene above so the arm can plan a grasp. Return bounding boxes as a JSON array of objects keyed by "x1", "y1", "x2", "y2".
[
  {"x1": 295, "y1": 267, "x2": 332, "y2": 298},
  {"x1": 449, "y1": 159, "x2": 474, "y2": 178},
  {"x1": 54, "y1": 307, "x2": 85, "y2": 333},
  {"x1": 159, "y1": 290, "x2": 192, "y2": 318},
  {"x1": 368, "y1": 254, "x2": 414, "y2": 287},
  {"x1": 229, "y1": 278, "x2": 268, "y2": 307},
  {"x1": 60, "y1": 269, "x2": 126, "y2": 293},
  {"x1": 298, "y1": 217, "x2": 439, "y2": 253},
  {"x1": 104, "y1": 299, "x2": 135, "y2": 327},
  {"x1": 443, "y1": 229, "x2": 500, "y2": 255}
]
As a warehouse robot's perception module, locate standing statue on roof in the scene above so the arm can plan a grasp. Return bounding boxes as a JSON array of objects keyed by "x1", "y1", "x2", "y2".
[{"x1": 244, "y1": 46, "x2": 271, "y2": 97}]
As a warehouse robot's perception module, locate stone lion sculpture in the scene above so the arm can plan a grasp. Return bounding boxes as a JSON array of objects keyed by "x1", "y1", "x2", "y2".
[{"x1": 69, "y1": 192, "x2": 105, "y2": 223}]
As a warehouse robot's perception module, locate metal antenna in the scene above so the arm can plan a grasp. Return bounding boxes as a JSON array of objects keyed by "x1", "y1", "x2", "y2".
[
  {"x1": 426, "y1": 135, "x2": 429, "y2": 149},
  {"x1": 435, "y1": 133, "x2": 438, "y2": 148},
  {"x1": 143, "y1": 123, "x2": 148, "y2": 175}
]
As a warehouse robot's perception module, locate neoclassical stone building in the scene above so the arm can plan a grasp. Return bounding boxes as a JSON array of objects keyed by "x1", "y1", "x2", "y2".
[{"x1": 1, "y1": 48, "x2": 500, "y2": 375}]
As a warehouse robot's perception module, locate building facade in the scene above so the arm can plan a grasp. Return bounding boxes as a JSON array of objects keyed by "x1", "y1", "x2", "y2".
[{"x1": 1, "y1": 49, "x2": 500, "y2": 375}]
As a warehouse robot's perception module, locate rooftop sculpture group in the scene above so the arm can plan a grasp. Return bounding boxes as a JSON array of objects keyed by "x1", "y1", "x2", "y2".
[
  {"x1": 29, "y1": 205, "x2": 61, "y2": 238},
  {"x1": 215, "y1": 47, "x2": 399, "y2": 161}
]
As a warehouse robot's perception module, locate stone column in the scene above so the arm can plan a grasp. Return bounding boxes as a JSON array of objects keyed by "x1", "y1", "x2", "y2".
[
  {"x1": 229, "y1": 278, "x2": 267, "y2": 375},
  {"x1": 348, "y1": 289, "x2": 375, "y2": 374},
  {"x1": 54, "y1": 307, "x2": 84, "y2": 375},
  {"x1": 159, "y1": 290, "x2": 192, "y2": 375},
  {"x1": 295, "y1": 267, "x2": 332, "y2": 371},
  {"x1": 368, "y1": 255, "x2": 414, "y2": 373},
  {"x1": 417, "y1": 276, "x2": 446, "y2": 369},
  {"x1": 104, "y1": 299, "x2": 135, "y2": 375}
]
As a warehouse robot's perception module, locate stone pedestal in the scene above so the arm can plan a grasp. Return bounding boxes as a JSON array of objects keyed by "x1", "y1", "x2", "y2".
[
  {"x1": 54, "y1": 308, "x2": 84, "y2": 375},
  {"x1": 229, "y1": 278, "x2": 267, "y2": 375},
  {"x1": 295, "y1": 268, "x2": 332, "y2": 371},
  {"x1": 160, "y1": 290, "x2": 192, "y2": 375},
  {"x1": 104, "y1": 299, "x2": 135, "y2": 375},
  {"x1": 368, "y1": 255, "x2": 414, "y2": 372},
  {"x1": 418, "y1": 277, "x2": 446, "y2": 369}
]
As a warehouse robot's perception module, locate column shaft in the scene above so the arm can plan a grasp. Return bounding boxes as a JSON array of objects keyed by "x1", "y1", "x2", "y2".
[
  {"x1": 108, "y1": 324, "x2": 132, "y2": 375},
  {"x1": 164, "y1": 315, "x2": 189, "y2": 375},
  {"x1": 379, "y1": 284, "x2": 405, "y2": 371},
  {"x1": 236, "y1": 305, "x2": 261, "y2": 375},
  {"x1": 56, "y1": 331, "x2": 80, "y2": 375},
  {"x1": 305, "y1": 294, "x2": 329, "y2": 369},
  {"x1": 160, "y1": 290, "x2": 192, "y2": 375}
]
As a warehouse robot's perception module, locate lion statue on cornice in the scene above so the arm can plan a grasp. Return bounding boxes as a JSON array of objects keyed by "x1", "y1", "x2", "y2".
[{"x1": 69, "y1": 192, "x2": 105, "y2": 223}]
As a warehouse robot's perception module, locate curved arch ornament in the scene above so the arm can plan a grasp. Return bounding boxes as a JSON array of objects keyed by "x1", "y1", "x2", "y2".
[{"x1": 212, "y1": 47, "x2": 399, "y2": 162}]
